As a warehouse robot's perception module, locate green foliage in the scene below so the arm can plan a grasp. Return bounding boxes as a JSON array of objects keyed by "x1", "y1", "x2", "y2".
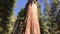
[
  {"x1": 0, "y1": 0, "x2": 15, "y2": 34},
  {"x1": 45, "y1": 0, "x2": 60, "y2": 34},
  {"x1": 40, "y1": 0, "x2": 60, "y2": 34},
  {"x1": 13, "y1": 8, "x2": 26, "y2": 34},
  {"x1": 40, "y1": 0, "x2": 50, "y2": 34}
]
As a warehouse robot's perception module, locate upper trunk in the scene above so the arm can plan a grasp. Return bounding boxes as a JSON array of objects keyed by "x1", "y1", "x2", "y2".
[{"x1": 24, "y1": 0, "x2": 40, "y2": 34}]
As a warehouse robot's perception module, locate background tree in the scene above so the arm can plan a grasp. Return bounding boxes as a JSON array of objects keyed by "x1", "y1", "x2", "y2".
[
  {"x1": 56, "y1": 0, "x2": 60, "y2": 32},
  {"x1": 40, "y1": 0, "x2": 60, "y2": 34},
  {"x1": 40, "y1": 0, "x2": 51, "y2": 34},
  {"x1": 0, "y1": 0, "x2": 15, "y2": 34},
  {"x1": 47, "y1": 0, "x2": 60, "y2": 34}
]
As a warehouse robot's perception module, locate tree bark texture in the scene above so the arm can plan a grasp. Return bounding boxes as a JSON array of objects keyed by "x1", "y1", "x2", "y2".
[{"x1": 25, "y1": 1, "x2": 40, "y2": 34}]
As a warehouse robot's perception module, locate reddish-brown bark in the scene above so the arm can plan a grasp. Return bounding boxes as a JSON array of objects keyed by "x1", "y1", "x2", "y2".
[{"x1": 25, "y1": 1, "x2": 40, "y2": 34}]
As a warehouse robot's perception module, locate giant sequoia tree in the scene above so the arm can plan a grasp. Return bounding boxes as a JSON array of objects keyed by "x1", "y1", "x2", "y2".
[
  {"x1": 0, "y1": 0, "x2": 15, "y2": 34},
  {"x1": 24, "y1": 0, "x2": 41, "y2": 34},
  {"x1": 13, "y1": 1, "x2": 41, "y2": 34}
]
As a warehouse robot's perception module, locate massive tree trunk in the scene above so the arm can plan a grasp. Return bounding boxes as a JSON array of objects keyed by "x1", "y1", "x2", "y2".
[{"x1": 25, "y1": 0, "x2": 40, "y2": 34}]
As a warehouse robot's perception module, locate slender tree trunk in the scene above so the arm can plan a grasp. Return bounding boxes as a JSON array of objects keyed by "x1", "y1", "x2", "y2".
[{"x1": 25, "y1": 0, "x2": 40, "y2": 34}]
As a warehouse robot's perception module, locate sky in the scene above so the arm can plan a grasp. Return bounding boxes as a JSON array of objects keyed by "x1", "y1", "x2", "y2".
[
  {"x1": 13, "y1": 0, "x2": 51, "y2": 16},
  {"x1": 13, "y1": 0, "x2": 27, "y2": 16}
]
